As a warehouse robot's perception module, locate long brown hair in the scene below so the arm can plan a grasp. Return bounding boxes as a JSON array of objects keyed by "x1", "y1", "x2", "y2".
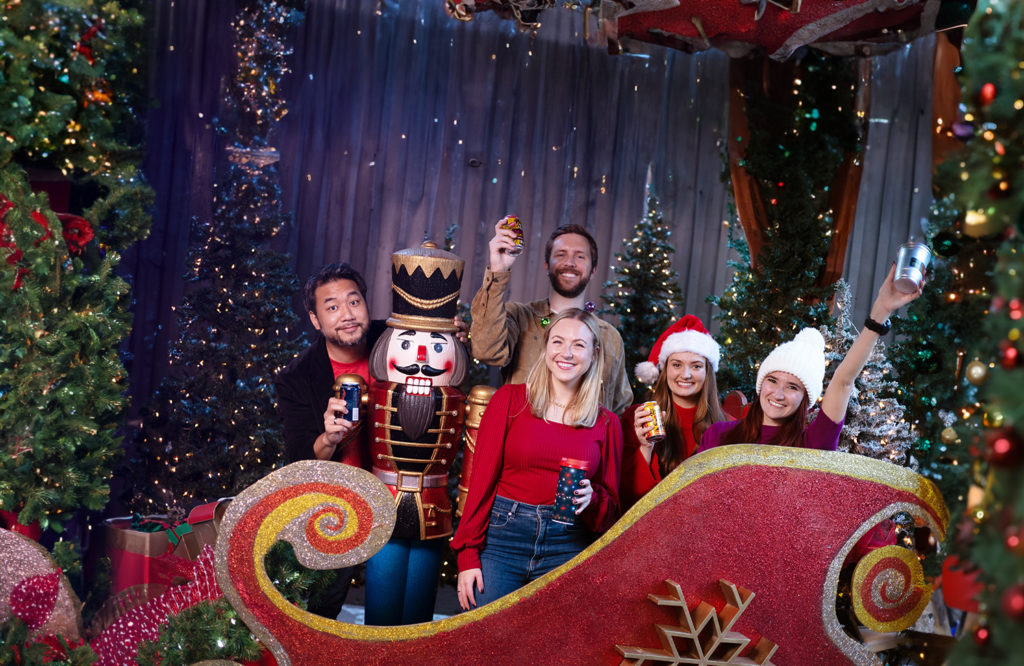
[
  {"x1": 651, "y1": 359, "x2": 726, "y2": 475},
  {"x1": 719, "y1": 392, "x2": 811, "y2": 447},
  {"x1": 525, "y1": 308, "x2": 604, "y2": 428}
]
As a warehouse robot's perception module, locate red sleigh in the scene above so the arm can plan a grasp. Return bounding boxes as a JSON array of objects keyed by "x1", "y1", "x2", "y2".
[{"x1": 214, "y1": 446, "x2": 947, "y2": 665}]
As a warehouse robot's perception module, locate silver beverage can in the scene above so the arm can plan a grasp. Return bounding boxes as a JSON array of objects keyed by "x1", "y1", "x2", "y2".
[{"x1": 894, "y1": 240, "x2": 932, "y2": 294}]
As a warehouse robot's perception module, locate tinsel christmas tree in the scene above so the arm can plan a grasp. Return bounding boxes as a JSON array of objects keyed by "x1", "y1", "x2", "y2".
[
  {"x1": 601, "y1": 179, "x2": 682, "y2": 396},
  {"x1": 129, "y1": 0, "x2": 307, "y2": 512},
  {"x1": 940, "y1": 1, "x2": 1024, "y2": 660},
  {"x1": 711, "y1": 51, "x2": 862, "y2": 399},
  {"x1": 823, "y1": 280, "x2": 916, "y2": 466},
  {"x1": 0, "y1": 0, "x2": 151, "y2": 533}
]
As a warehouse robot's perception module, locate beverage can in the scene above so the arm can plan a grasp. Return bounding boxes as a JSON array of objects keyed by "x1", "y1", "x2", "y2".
[
  {"x1": 641, "y1": 401, "x2": 666, "y2": 443},
  {"x1": 553, "y1": 457, "x2": 589, "y2": 525},
  {"x1": 338, "y1": 382, "x2": 361, "y2": 422},
  {"x1": 499, "y1": 214, "x2": 524, "y2": 256}
]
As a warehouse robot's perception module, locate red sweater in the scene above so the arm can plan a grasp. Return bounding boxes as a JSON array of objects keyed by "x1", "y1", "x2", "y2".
[
  {"x1": 619, "y1": 402, "x2": 697, "y2": 510},
  {"x1": 451, "y1": 384, "x2": 623, "y2": 571}
]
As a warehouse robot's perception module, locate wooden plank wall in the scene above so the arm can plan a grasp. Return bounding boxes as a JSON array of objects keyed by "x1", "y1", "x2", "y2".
[{"x1": 127, "y1": 0, "x2": 938, "y2": 408}]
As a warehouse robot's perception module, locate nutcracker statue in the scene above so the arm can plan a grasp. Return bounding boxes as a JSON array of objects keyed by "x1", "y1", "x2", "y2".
[{"x1": 365, "y1": 241, "x2": 470, "y2": 625}]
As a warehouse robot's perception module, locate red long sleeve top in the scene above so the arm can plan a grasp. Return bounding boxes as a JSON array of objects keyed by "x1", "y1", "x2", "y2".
[
  {"x1": 619, "y1": 402, "x2": 698, "y2": 510},
  {"x1": 451, "y1": 384, "x2": 623, "y2": 572}
]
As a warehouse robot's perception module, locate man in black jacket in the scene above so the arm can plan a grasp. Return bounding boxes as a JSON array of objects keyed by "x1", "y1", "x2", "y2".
[
  {"x1": 276, "y1": 262, "x2": 386, "y2": 468},
  {"x1": 274, "y1": 262, "x2": 385, "y2": 619}
]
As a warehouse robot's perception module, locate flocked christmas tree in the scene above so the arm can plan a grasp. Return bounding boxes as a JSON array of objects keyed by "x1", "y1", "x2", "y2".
[
  {"x1": 711, "y1": 51, "x2": 861, "y2": 399},
  {"x1": 940, "y1": 1, "x2": 1024, "y2": 660},
  {"x1": 0, "y1": 0, "x2": 151, "y2": 533},
  {"x1": 601, "y1": 176, "x2": 682, "y2": 396},
  {"x1": 823, "y1": 280, "x2": 916, "y2": 466},
  {"x1": 129, "y1": 0, "x2": 307, "y2": 512}
]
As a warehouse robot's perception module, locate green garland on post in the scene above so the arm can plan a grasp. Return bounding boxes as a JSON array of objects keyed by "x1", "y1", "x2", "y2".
[{"x1": 712, "y1": 51, "x2": 862, "y2": 399}]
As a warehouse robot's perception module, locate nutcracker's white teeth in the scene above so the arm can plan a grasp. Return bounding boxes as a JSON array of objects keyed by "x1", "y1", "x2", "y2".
[{"x1": 404, "y1": 376, "x2": 433, "y2": 396}]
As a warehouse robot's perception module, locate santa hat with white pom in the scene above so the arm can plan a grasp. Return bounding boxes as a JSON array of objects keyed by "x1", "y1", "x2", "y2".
[{"x1": 635, "y1": 315, "x2": 720, "y2": 385}]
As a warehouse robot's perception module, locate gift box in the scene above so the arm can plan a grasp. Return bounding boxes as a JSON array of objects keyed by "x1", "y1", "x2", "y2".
[{"x1": 104, "y1": 499, "x2": 232, "y2": 594}]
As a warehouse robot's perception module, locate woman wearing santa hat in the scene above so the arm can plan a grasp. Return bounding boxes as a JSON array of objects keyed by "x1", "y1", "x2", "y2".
[
  {"x1": 620, "y1": 315, "x2": 727, "y2": 508},
  {"x1": 698, "y1": 264, "x2": 922, "y2": 452}
]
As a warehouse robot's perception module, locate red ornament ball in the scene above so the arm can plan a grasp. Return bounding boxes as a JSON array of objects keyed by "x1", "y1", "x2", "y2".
[
  {"x1": 1000, "y1": 343, "x2": 1019, "y2": 369},
  {"x1": 979, "y1": 82, "x2": 997, "y2": 106},
  {"x1": 1004, "y1": 584, "x2": 1024, "y2": 621},
  {"x1": 987, "y1": 427, "x2": 1024, "y2": 467},
  {"x1": 974, "y1": 625, "x2": 991, "y2": 646},
  {"x1": 1008, "y1": 525, "x2": 1024, "y2": 556}
]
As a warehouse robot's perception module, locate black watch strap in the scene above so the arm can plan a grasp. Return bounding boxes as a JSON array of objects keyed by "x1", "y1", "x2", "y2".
[{"x1": 864, "y1": 316, "x2": 891, "y2": 335}]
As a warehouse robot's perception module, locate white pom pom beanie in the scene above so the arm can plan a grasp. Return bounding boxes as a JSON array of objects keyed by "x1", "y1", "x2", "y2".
[
  {"x1": 755, "y1": 328, "x2": 826, "y2": 405},
  {"x1": 634, "y1": 315, "x2": 720, "y2": 386}
]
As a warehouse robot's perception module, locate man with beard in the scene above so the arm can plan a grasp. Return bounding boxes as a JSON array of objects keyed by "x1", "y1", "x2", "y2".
[
  {"x1": 470, "y1": 222, "x2": 632, "y2": 414},
  {"x1": 274, "y1": 262, "x2": 387, "y2": 620},
  {"x1": 275, "y1": 262, "x2": 387, "y2": 468}
]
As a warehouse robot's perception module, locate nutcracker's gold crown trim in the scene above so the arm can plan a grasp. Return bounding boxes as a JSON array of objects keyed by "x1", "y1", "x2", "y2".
[
  {"x1": 391, "y1": 242, "x2": 464, "y2": 281},
  {"x1": 390, "y1": 284, "x2": 460, "y2": 311}
]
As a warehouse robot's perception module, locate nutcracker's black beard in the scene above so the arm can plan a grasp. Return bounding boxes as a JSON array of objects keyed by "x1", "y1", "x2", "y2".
[{"x1": 396, "y1": 386, "x2": 434, "y2": 441}]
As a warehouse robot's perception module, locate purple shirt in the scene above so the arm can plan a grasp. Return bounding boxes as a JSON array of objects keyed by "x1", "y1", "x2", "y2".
[{"x1": 697, "y1": 411, "x2": 844, "y2": 452}]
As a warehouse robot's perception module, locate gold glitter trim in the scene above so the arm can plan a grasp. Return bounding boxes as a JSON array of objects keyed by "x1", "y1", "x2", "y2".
[
  {"x1": 391, "y1": 283, "x2": 460, "y2": 310},
  {"x1": 386, "y1": 313, "x2": 459, "y2": 332},
  {"x1": 392, "y1": 250, "x2": 463, "y2": 281},
  {"x1": 850, "y1": 545, "x2": 931, "y2": 633},
  {"x1": 820, "y1": 501, "x2": 941, "y2": 666}
]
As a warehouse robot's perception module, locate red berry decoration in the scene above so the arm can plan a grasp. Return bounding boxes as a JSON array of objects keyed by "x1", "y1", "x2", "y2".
[
  {"x1": 987, "y1": 427, "x2": 1024, "y2": 467},
  {"x1": 974, "y1": 625, "x2": 991, "y2": 646},
  {"x1": 979, "y1": 82, "x2": 997, "y2": 106},
  {"x1": 1004, "y1": 584, "x2": 1024, "y2": 621},
  {"x1": 1000, "y1": 343, "x2": 1020, "y2": 369}
]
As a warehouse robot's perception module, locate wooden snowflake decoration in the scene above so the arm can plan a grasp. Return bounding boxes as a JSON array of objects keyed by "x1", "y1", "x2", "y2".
[{"x1": 616, "y1": 579, "x2": 778, "y2": 666}]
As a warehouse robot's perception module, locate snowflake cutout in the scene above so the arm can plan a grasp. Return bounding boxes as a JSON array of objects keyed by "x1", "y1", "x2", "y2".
[{"x1": 616, "y1": 579, "x2": 777, "y2": 666}]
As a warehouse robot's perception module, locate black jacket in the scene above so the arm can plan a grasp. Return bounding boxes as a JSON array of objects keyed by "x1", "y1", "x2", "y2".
[{"x1": 274, "y1": 320, "x2": 387, "y2": 463}]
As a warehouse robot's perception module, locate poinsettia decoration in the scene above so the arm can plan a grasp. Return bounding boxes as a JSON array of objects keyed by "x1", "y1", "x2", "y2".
[{"x1": 58, "y1": 214, "x2": 95, "y2": 255}]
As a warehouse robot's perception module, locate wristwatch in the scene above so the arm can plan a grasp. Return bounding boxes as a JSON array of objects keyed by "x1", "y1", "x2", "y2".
[{"x1": 863, "y1": 316, "x2": 892, "y2": 335}]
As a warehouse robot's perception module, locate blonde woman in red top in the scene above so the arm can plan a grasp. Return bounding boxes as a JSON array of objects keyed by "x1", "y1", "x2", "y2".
[
  {"x1": 452, "y1": 308, "x2": 622, "y2": 611},
  {"x1": 619, "y1": 315, "x2": 726, "y2": 509}
]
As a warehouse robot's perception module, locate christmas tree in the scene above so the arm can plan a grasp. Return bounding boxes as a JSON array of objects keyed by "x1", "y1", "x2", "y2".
[
  {"x1": 887, "y1": 196, "x2": 991, "y2": 528},
  {"x1": 823, "y1": 280, "x2": 916, "y2": 466},
  {"x1": 129, "y1": 0, "x2": 307, "y2": 512},
  {"x1": 0, "y1": 0, "x2": 151, "y2": 533},
  {"x1": 711, "y1": 51, "x2": 861, "y2": 399},
  {"x1": 601, "y1": 178, "x2": 683, "y2": 396},
  {"x1": 939, "y1": 1, "x2": 1024, "y2": 659}
]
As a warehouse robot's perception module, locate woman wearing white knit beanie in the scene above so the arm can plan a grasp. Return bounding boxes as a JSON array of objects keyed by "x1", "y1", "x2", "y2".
[{"x1": 699, "y1": 264, "x2": 923, "y2": 451}]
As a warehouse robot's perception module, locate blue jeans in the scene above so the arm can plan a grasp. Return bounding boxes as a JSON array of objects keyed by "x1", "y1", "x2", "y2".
[
  {"x1": 364, "y1": 538, "x2": 445, "y2": 625},
  {"x1": 473, "y1": 495, "x2": 593, "y2": 608}
]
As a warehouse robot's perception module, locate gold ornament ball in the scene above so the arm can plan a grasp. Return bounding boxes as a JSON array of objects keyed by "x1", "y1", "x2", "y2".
[
  {"x1": 964, "y1": 209, "x2": 1005, "y2": 238},
  {"x1": 966, "y1": 360, "x2": 989, "y2": 386},
  {"x1": 984, "y1": 409, "x2": 1006, "y2": 429},
  {"x1": 941, "y1": 427, "x2": 960, "y2": 445}
]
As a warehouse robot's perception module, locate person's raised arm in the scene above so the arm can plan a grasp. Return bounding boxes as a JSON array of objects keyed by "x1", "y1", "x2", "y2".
[
  {"x1": 820, "y1": 264, "x2": 923, "y2": 423},
  {"x1": 469, "y1": 219, "x2": 525, "y2": 366}
]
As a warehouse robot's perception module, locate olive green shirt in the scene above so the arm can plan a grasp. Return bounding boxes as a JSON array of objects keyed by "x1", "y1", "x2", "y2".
[{"x1": 469, "y1": 269, "x2": 633, "y2": 415}]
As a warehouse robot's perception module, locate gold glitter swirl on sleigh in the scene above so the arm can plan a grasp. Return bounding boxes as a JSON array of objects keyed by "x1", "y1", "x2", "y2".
[{"x1": 850, "y1": 545, "x2": 932, "y2": 633}]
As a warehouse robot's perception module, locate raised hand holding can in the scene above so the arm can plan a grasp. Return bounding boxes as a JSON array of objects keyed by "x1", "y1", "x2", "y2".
[{"x1": 498, "y1": 214, "x2": 524, "y2": 256}]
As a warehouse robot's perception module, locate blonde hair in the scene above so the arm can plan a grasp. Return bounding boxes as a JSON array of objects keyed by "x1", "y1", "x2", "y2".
[{"x1": 525, "y1": 308, "x2": 605, "y2": 428}]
